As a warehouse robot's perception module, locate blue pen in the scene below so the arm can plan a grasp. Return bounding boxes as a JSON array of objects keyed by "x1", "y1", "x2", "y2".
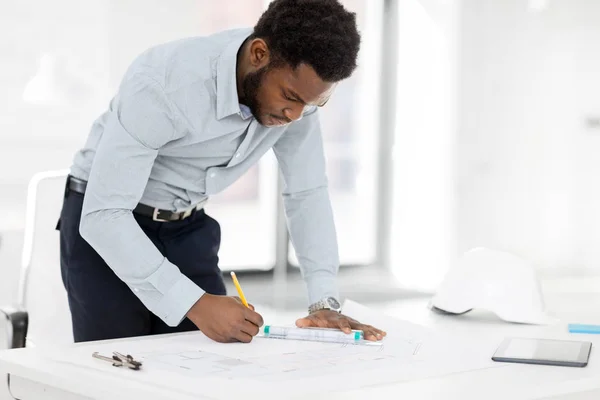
[{"x1": 568, "y1": 324, "x2": 600, "y2": 334}]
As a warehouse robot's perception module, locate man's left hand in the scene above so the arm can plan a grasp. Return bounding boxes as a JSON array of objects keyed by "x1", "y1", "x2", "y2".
[{"x1": 295, "y1": 310, "x2": 387, "y2": 341}]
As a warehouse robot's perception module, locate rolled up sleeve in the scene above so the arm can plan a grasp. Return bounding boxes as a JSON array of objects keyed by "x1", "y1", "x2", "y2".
[
  {"x1": 272, "y1": 107, "x2": 340, "y2": 304},
  {"x1": 79, "y1": 74, "x2": 204, "y2": 327}
]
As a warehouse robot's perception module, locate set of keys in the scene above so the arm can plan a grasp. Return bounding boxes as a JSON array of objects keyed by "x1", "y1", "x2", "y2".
[{"x1": 92, "y1": 351, "x2": 143, "y2": 370}]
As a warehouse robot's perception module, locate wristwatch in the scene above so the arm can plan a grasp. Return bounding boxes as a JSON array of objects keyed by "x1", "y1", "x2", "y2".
[{"x1": 308, "y1": 296, "x2": 342, "y2": 314}]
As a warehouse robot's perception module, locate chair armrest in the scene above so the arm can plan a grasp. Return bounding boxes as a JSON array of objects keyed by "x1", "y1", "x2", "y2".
[{"x1": 0, "y1": 307, "x2": 28, "y2": 349}]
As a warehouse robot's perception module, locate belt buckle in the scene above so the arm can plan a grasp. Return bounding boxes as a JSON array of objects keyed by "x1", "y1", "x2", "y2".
[
  {"x1": 152, "y1": 208, "x2": 169, "y2": 222},
  {"x1": 181, "y1": 209, "x2": 193, "y2": 220}
]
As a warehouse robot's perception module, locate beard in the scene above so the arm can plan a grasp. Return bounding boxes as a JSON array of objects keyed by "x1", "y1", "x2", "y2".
[{"x1": 239, "y1": 65, "x2": 268, "y2": 124}]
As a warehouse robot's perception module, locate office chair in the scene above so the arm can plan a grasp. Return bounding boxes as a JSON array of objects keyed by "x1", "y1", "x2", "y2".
[{"x1": 0, "y1": 169, "x2": 73, "y2": 349}]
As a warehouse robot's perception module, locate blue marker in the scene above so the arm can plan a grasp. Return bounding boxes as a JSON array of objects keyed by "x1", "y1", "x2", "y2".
[{"x1": 568, "y1": 324, "x2": 600, "y2": 334}]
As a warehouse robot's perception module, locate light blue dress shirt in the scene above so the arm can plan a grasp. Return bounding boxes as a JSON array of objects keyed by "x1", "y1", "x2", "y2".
[{"x1": 70, "y1": 28, "x2": 340, "y2": 327}]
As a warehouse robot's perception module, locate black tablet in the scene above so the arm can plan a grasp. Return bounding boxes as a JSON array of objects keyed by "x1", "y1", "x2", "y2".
[{"x1": 492, "y1": 337, "x2": 592, "y2": 368}]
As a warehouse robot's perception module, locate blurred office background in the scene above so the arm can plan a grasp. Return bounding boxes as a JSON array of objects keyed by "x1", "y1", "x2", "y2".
[{"x1": 1, "y1": 0, "x2": 599, "y2": 310}]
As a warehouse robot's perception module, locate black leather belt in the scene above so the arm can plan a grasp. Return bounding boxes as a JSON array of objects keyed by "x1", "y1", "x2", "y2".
[{"x1": 67, "y1": 176, "x2": 204, "y2": 222}]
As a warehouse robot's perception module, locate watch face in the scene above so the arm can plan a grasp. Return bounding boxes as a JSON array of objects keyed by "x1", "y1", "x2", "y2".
[{"x1": 327, "y1": 297, "x2": 340, "y2": 309}]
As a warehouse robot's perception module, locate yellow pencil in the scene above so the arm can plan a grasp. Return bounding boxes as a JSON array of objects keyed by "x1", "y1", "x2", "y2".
[{"x1": 230, "y1": 271, "x2": 249, "y2": 308}]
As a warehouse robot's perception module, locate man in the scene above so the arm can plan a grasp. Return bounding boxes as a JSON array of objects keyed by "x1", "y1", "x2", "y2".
[{"x1": 58, "y1": 0, "x2": 386, "y2": 343}]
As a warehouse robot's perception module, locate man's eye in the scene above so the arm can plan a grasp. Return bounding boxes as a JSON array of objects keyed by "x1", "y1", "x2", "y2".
[{"x1": 284, "y1": 94, "x2": 294, "y2": 101}]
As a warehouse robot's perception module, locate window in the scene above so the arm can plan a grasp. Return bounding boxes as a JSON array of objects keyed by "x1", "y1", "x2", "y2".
[
  {"x1": 289, "y1": 0, "x2": 382, "y2": 267},
  {"x1": 0, "y1": 0, "x2": 383, "y2": 274},
  {"x1": 0, "y1": 0, "x2": 271, "y2": 270}
]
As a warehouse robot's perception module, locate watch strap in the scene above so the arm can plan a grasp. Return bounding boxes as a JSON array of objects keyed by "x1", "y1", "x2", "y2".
[{"x1": 308, "y1": 299, "x2": 328, "y2": 314}]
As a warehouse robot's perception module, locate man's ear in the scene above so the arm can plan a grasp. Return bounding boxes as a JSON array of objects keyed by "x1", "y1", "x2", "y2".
[{"x1": 248, "y1": 38, "x2": 270, "y2": 68}]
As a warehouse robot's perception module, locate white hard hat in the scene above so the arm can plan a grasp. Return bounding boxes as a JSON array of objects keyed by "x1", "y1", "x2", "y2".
[{"x1": 429, "y1": 247, "x2": 556, "y2": 324}]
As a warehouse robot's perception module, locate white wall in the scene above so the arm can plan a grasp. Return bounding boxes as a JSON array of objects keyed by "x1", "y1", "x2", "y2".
[
  {"x1": 458, "y1": 0, "x2": 600, "y2": 271},
  {"x1": 391, "y1": 0, "x2": 600, "y2": 291},
  {"x1": 390, "y1": 0, "x2": 459, "y2": 291}
]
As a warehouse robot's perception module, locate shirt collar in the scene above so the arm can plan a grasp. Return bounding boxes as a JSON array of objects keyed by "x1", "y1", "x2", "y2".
[
  {"x1": 215, "y1": 28, "x2": 253, "y2": 120},
  {"x1": 238, "y1": 103, "x2": 253, "y2": 120}
]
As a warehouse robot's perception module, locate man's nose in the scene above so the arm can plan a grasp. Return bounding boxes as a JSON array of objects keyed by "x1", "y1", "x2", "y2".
[{"x1": 283, "y1": 105, "x2": 304, "y2": 122}]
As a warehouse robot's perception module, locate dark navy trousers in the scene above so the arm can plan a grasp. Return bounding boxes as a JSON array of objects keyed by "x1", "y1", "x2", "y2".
[{"x1": 58, "y1": 185, "x2": 226, "y2": 343}]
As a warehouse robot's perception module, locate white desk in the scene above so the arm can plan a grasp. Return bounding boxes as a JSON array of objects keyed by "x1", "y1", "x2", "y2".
[{"x1": 2, "y1": 278, "x2": 600, "y2": 400}]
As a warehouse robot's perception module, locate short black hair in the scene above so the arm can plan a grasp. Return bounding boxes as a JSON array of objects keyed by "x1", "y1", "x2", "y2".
[{"x1": 252, "y1": 0, "x2": 361, "y2": 82}]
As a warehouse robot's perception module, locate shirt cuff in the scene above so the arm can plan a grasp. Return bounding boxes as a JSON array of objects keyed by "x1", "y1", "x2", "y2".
[
  {"x1": 153, "y1": 270, "x2": 205, "y2": 327},
  {"x1": 304, "y1": 271, "x2": 340, "y2": 305}
]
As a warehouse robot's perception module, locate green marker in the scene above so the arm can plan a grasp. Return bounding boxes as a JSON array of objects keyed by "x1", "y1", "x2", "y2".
[{"x1": 261, "y1": 325, "x2": 367, "y2": 344}]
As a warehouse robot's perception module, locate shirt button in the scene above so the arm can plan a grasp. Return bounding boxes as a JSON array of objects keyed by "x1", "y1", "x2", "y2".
[
  {"x1": 210, "y1": 173, "x2": 216, "y2": 178},
  {"x1": 235, "y1": 153, "x2": 240, "y2": 158},
  {"x1": 134, "y1": 288, "x2": 139, "y2": 293}
]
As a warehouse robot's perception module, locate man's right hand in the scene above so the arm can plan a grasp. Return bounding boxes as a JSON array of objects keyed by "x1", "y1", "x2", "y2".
[{"x1": 186, "y1": 293, "x2": 264, "y2": 343}]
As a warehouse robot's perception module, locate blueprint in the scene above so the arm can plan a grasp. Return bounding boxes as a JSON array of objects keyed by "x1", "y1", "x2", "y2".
[
  {"x1": 138, "y1": 334, "x2": 420, "y2": 382},
  {"x1": 47, "y1": 300, "x2": 502, "y2": 400}
]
